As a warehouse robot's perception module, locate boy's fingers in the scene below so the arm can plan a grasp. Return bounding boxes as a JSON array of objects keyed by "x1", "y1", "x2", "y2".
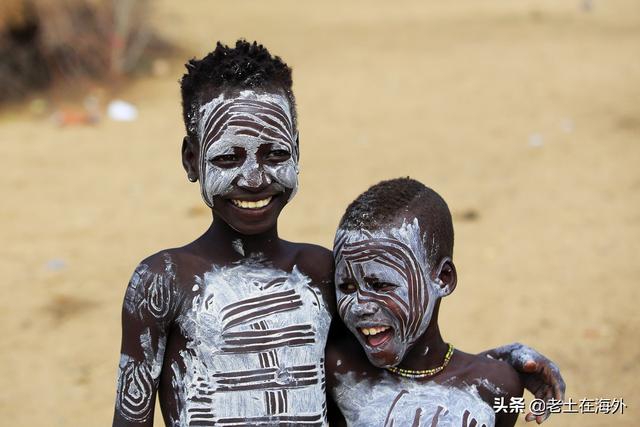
[
  {"x1": 550, "y1": 365, "x2": 566, "y2": 400},
  {"x1": 541, "y1": 360, "x2": 564, "y2": 394},
  {"x1": 531, "y1": 381, "x2": 546, "y2": 400},
  {"x1": 525, "y1": 412, "x2": 536, "y2": 422},
  {"x1": 553, "y1": 378, "x2": 566, "y2": 400},
  {"x1": 538, "y1": 409, "x2": 551, "y2": 423}
]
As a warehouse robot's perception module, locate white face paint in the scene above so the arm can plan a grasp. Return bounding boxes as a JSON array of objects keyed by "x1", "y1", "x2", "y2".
[
  {"x1": 170, "y1": 260, "x2": 331, "y2": 426},
  {"x1": 334, "y1": 219, "x2": 448, "y2": 367},
  {"x1": 333, "y1": 372, "x2": 496, "y2": 427},
  {"x1": 197, "y1": 90, "x2": 299, "y2": 206}
]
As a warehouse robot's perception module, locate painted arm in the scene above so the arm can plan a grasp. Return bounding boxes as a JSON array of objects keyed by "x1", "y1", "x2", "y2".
[
  {"x1": 480, "y1": 343, "x2": 565, "y2": 424},
  {"x1": 112, "y1": 258, "x2": 176, "y2": 426}
]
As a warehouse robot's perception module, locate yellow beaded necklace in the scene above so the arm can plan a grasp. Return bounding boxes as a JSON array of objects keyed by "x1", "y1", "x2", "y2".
[{"x1": 386, "y1": 343, "x2": 454, "y2": 379}]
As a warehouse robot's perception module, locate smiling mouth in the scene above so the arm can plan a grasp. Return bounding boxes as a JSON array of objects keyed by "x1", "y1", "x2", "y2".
[
  {"x1": 358, "y1": 326, "x2": 394, "y2": 347},
  {"x1": 230, "y1": 197, "x2": 273, "y2": 209}
]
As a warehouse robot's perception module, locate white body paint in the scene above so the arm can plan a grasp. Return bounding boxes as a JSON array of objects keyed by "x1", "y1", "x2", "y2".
[
  {"x1": 170, "y1": 260, "x2": 331, "y2": 426},
  {"x1": 116, "y1": 328, "x2": 166, "y2": 422},
  {"x1": 197, "y1": 90, "x2": 299, "y2": 206},
  {"x1": 232, "y1": 238, "x2": 245, "y2": 256},
  {"x1": 123, "y1": 257, "x2": 178, "y2": 321},
  {"x1": 116, "y1": 258, "x2": 175, "y2": 422},
  {"x1": 334, "y1": 372, "x2": 496, "y2": 427}
]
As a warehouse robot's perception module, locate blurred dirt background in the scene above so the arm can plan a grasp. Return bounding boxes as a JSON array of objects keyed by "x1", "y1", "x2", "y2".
[{"x1": 1, "y1": 0, "x2": 639, "y2": 425}]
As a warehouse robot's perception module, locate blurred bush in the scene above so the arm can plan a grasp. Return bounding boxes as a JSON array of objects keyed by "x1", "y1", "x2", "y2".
[{"x1": 0, "y1": 0, "x2": 167, "y2": 102}]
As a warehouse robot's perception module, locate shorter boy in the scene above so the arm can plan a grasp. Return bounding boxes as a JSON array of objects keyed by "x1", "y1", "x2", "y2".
[{"x1": 326, "y1": 178, "x2": 528, "y2": 427}]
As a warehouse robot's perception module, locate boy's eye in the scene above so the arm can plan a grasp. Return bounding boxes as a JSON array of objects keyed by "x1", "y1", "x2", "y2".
[
  {"x1": 338, "y1": 283, "x2": 357, "y2": 294},
  {"x1": 211, "y1": 154, "x2": 240, "y2": 166},
  {"x1": 370, "y1": 281, "x2": 398, "y2": 292},
  {"x1": 266, "y1": 149, "x2": 291, "y2": 162}
]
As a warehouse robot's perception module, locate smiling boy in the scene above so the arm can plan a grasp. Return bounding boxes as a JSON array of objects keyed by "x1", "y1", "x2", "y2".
[
  {"x1": 113, "y1": 41, "x2": 335, "y2": 426},
  {"x1": 327, "y1": 178, "x2": 533, "y2": 426},
  {"x1": 113, "y1": 41, "x2": 564, "y2": 426}
]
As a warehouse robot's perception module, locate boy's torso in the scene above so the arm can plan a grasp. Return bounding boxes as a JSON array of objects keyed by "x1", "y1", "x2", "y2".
[
  {"x1": 327, "y1": 339, "x2": 513, "y2": 427},
  {"x1": 131, "y1": 244, "x2": 334, "y2": 426},
  {"x1": 332, "y1": 372, "x2": 496, "y2": 427}
]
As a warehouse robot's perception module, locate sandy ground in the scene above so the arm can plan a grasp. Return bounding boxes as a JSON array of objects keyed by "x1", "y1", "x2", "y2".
[{"x1": 1, "y1": 0, "x2": 639, "y2": 425}]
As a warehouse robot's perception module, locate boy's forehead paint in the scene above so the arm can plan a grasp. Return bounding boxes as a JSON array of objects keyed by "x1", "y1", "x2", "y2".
[
  {"x1": 196, "y1": 91, "x2": 299, "y2": 206},
  {"x1": 335, "y1": 219, "x2": 430, "y2": 271}
]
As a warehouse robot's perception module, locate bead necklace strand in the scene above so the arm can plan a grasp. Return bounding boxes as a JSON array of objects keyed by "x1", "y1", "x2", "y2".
[{"x1": 386, "y1": 343, "x2": 454, "y2": 379}]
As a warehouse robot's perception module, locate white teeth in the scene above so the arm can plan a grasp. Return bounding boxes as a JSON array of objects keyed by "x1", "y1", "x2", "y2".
[
  {"x1": 360, "y1": 326, "x2": 390, "y2": 336},
  {"x1": 231, "y1": 197, "x2": 272, "y2": 209}
]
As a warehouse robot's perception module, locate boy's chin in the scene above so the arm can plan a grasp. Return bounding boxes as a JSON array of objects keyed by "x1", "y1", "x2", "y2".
[{"x1": 364, "y1": 346, "x2": 405, "y2": 369}]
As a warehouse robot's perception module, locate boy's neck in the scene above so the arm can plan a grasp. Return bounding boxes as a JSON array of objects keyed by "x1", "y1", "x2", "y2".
[
  {"x1": 398, "y1": 320, "x2": 449, "y2": 373},
  {"x1": 199, "y1": 217, "x2": 281, "y2": 257}
]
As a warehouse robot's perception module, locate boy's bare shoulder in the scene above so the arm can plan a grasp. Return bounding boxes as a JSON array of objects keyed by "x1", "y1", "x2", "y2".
[
  {"x1": 288, "y1": 242, "x2": 334, "y2": 281},
  {"x1": 286, "y1": 242, "x2": 336, "y2": 310},
  {"x1": 127, "y1": 248, "x2": 201, "y2": 297},
  {"x1": 132, "y1": 247, "x2": 202, "y2": 289},
  {"x1": 453, "y1": 350, "x2": 523, "y2": 400},
  {"x1": 123, "y1": 249, "x2": 187, "y2": 323}
]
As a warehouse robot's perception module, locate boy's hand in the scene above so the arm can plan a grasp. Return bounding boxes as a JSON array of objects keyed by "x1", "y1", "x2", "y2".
[
  {"x1": 519, "y1": 356, "x2": 565, "y2": 423},
  {"x1": 482, "y1": 343, "x2": 566, "y2": 424}
]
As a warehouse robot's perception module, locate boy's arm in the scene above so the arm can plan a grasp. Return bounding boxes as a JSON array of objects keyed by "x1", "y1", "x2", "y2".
[
  {"x1": 479, "y1": 343, "x2": 565, "y2": 424},
  {"x1": 493, "y1": 362, "x2": 525, "y2": 427},
  {"x1": 113, "y1": 256, "x2": 177, "y2": 426}
]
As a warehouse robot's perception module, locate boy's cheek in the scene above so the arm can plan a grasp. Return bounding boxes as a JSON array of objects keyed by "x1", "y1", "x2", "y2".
[
  {"x1": 264, "y1": 162, "x2": 299, "y2": 199},
  {"x1": 200, "y1": 167, "x2": 243, "y2": 205}
]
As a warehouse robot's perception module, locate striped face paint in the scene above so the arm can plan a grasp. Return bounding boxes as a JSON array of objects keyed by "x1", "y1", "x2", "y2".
[
  {"x1": 197, "y1": 90, "x2": 299, "y2": 207},
  {"x1": 333, "y1": 218, "x2": 447, "y2": 367}
]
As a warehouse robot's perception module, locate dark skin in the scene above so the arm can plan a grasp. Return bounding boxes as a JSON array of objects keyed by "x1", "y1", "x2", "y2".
[
  {"x1": 326, "y1": 322, "x2": 523, "y2": 427},
  {"x1": 114, "y1": 91, "x2": 564, "y2": 426},
  {"x1": 326, "y1": 243, "x2": 521, "y2": 426},
  {"x1": 113, "y1": 97, "x2": 336, "y2": 426}
]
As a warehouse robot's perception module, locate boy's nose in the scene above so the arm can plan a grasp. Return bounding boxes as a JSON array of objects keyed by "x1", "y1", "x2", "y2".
[
  {"x1": 237, "y1": 167, "x2": 269, "y2": 190},
  {"x1": 352, "y1": 302, "x2": 379, "y2": 317}
]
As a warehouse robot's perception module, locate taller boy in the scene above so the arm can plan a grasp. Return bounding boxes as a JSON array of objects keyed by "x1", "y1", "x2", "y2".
[{"x1": 113, "y1": 41, "x2": 336, "y2": 426}]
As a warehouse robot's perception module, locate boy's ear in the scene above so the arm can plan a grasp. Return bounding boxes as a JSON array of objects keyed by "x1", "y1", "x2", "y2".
[
  {"x1": 182, "y1": 135, "x2": 199, "y2": 182},
  {"x1": 434, "y1": 257, "x2": 457, "y2": 297},
  {"x1": 295, "y1": 132, "x2": 300, "y2": 161}
]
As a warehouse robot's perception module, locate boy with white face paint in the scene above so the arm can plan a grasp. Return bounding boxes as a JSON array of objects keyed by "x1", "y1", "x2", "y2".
[
  {"x1": 114, "y1": 41, "x2": 334, "y2": 427},
  {"x1": 326, "y1": 178, "x2": 563, "y2": 426},
  {"x1": 113, "y1": 42, "x2": 564, "y2": 427}
]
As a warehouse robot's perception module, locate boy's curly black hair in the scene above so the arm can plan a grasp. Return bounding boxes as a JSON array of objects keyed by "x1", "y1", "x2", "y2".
[
  {"x1": 339, "y1": 178, "x2": 454, "y2": 266},
  {"x1": 180, "y1": 40, "x2": 296, "y2": 139}
]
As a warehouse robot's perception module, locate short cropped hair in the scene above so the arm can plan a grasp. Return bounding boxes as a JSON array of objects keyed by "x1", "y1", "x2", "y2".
[
  {"x1": 180, "y1": 40, "x2": 296, "y2": 138},
  {"x1": 339, "y1": 178, "x2": 454, "y2": 266}
]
